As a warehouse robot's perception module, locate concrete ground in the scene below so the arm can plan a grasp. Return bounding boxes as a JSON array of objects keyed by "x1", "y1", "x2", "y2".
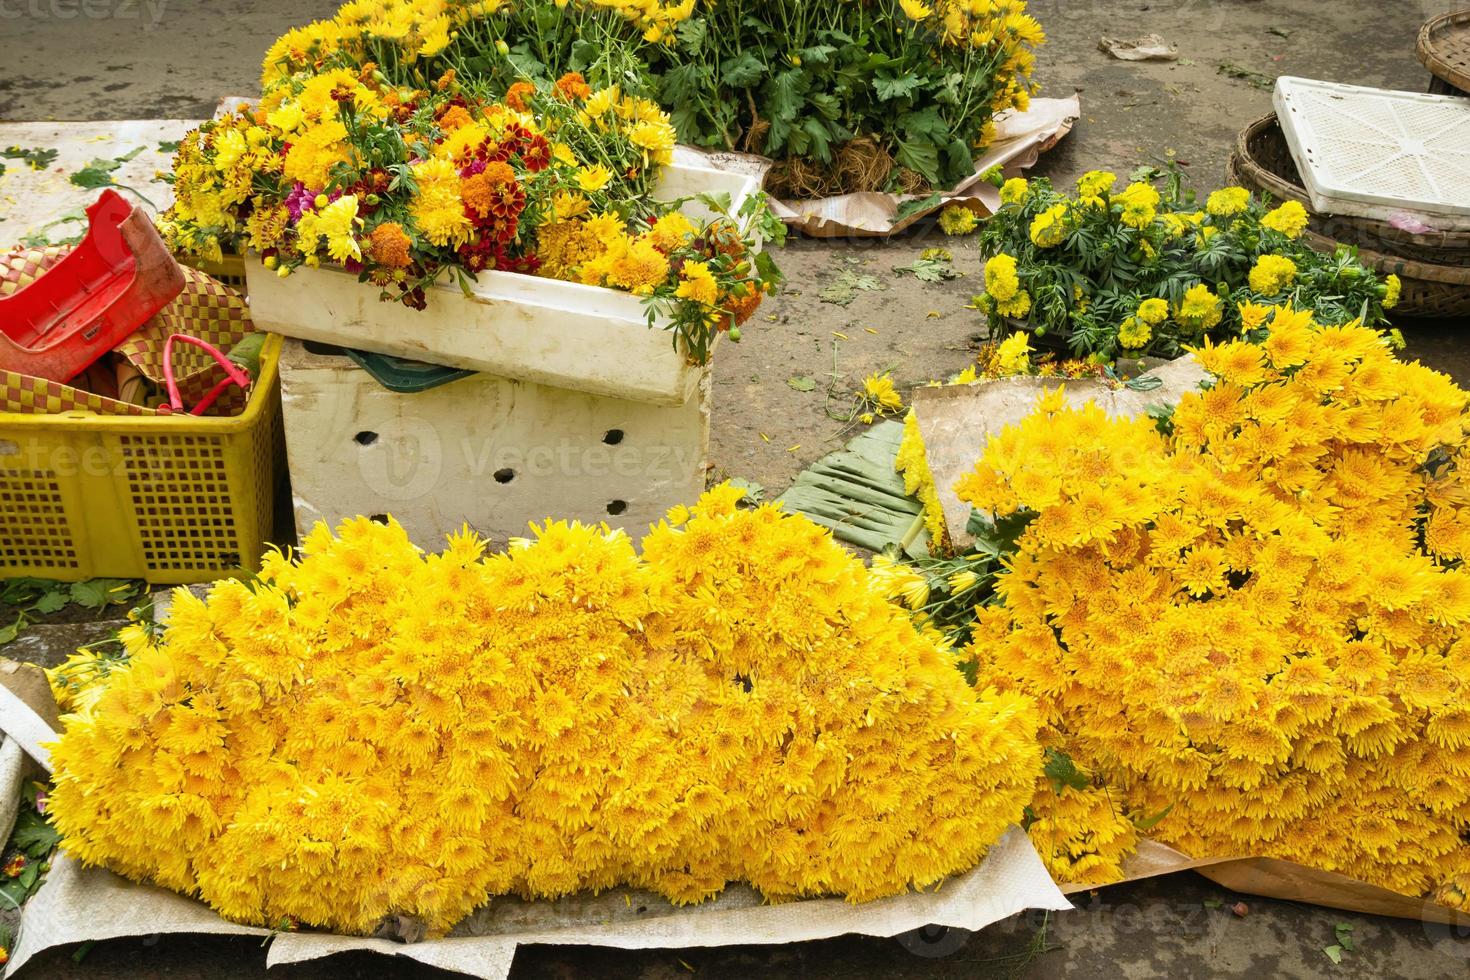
[{"x1": 3, "y1": 0, "x2": 1470, "y2": 978}]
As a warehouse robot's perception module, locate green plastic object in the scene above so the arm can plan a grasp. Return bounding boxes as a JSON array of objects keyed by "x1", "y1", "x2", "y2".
[{"x1": 342, "y1": 347, "x2": 477, "y2": 393}]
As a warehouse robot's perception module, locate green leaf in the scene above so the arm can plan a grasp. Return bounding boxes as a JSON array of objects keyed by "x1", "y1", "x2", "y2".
[
  {"x1": 32, "y1": 590, "x2": 68, "y2": 615},
  {"x1": 1043, "y1": 748, "x2": 1090, "y2": 794},
  {"x1": 818, "y1": 270, "x2": 882, "y2": 306},
  {"x1": 728, "y1": 477, "x2": 765, "y2": 504},
  {"x1": 0, "y1": 617, "x2": 20, "y2": 647},
  {"x1": 893, "y1": 257, "x2": 956, "y2": 283},
  {"x1": 787, "y1": 376, "x2": 817, "y2": 392},
  {"x1": 17, "y1": 862, "x2": 38, "y2": 892},
  {"x1": 894, "y1": 192, "x2": 943, "y2": 224},
  {"x1": 0, "y1": 880, "x2": 26, "y2": 911},
  {"x1": 721, "y1": 52, "x2": 764, "y2": 89},
  {"x1": 2, "y1": 145, "x2": 58, "y2": 170},
  {"x1": 965, "y1": 509, "x2": 1033, "y2": 559},
  {"x1": 67, "y1": 578, "x2": 136, "y2": 610},
  {"x1": 1323, "y1": 945, "x2": 1343, "y2": 965},
  {"x1": 1133, "y1": 803, "x2": 1174, "y2": 832},
  {"x1": 12, "y1": 808, "x2": 60, "y2": 858},
  {"x1": 156, "y1": 139, "x2": 180, "y2": 155},
  {"x1": 568, "y1": 38, "x2": 601, "y2": 72},
  {"x1": 874, "y1": 71, "x2": 923, "y2": 101}
]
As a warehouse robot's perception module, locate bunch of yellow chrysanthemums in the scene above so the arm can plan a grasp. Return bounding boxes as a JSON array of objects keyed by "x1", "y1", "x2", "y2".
[
  {"x1": 47, "y1": 487, "x2": 1040, "y2": 935},
  {"x1": 954, "y1": 304, "x2": 1470, "y2": 906}
]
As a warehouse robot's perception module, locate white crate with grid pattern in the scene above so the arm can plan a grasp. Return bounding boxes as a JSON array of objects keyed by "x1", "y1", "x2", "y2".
[{"x1": 1273, "y1": 76, "x2": 1470, "y2": 229}]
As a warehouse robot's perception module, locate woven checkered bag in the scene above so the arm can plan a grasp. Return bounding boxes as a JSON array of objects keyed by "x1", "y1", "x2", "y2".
[{"x1": 0, "y1": 247, "x2": 257, "y2": 417}]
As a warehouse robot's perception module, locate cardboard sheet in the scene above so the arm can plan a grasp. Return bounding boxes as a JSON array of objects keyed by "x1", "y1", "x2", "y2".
[
  {"x1": 910, "y1": 357, "x2": 1210, "y2": 550},
  {"x1": 1064, "y1": 840, "x2": 1470, "y2": 928},
  {"x1": 675, "y1": 96, "x2": 1080, "y2": 238}
]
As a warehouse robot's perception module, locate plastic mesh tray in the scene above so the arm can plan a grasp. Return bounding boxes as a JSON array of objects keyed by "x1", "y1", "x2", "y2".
[{"x1": 1272, "y1": 76, "x2": 1470, "y2": 229}]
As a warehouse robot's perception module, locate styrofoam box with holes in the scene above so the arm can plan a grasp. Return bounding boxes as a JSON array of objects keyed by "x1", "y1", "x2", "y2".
[
  {"x1": 278, "y1": 339, "x2": 709, "y2": 547},
  {"x1": 1273, "y1": 76, "x2": 1470, "y2": 229},
  {"x1": 247, "y1": 163, "x2": 757, "y2": 408}
]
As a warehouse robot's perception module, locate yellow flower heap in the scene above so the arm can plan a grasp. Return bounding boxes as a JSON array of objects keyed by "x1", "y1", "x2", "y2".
[
  {"x1": 956, "y1": 305, "x2": 1470, "y2": 905},
  {"x1": 48, "y1": 487, "x2": 1039, "y2": 934}
]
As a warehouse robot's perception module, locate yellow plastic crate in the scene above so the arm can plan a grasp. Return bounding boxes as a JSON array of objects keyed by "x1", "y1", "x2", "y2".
[
  {"x1": 0, "y1": 335, "x2": 284, "y2": 584},
  {"x1": 176, "y1": 251, "x2": 247, "y2": 292}
]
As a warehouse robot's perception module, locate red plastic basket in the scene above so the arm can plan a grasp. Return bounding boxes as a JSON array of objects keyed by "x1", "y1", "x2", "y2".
[{"x1": 0, "y1": 190, "x2": 184, "y2": 383}]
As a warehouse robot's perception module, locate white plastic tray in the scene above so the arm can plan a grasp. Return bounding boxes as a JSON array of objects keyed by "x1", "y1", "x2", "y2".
[
  {"x1": 246, "y1": 162, "x2": 758, "y2": 407},
  {"x1": 1273, "y1": 76, "x2": 1470, "y2": 230}
]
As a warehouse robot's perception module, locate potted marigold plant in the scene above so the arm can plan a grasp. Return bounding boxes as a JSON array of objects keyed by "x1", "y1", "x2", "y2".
[
  {"x1": 972, "y1": 166, "x2": 1401, "y2": 360},
  {"x1": 162, "y1": 67, "x2": 782, "y2": 405}
]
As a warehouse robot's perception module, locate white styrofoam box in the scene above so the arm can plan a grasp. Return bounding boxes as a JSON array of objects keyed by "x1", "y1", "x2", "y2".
[
  {"x1": 247, "y1": 162, "x2": 758, "y2": 407},
  {"x1": 1273, "y1": 76, "x2": 1470, "y2": 229},
  {"x1": 278, "y1": 340, "x2": 710, "y2": 548}
]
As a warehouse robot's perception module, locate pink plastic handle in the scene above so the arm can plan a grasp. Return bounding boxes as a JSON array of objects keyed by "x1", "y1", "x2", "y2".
[{"x1": 161, "y1": 334, "x2": 250, "y2": 416}]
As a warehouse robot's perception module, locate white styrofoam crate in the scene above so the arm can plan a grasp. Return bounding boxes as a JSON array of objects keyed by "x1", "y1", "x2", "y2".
[
  {"x1": 1273, "y1": 76, "x2": 1470, "y2": 229},
  {"x1": 277, "y1": 340, "x2": 709, "y2": 548},
  {"x1": 247, "y1": 163, "x2": 758, "y2": 407}
]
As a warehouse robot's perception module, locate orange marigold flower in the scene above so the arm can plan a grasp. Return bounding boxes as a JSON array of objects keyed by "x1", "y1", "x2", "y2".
[
  {"x1": 434, "y1": 69, "x2": 457, "y2": 92},
  {"x1": 724, "y1": 287, "x2": 764, "y2": 326},
  {"x1": 438, "y1": 105, "x2": 474, "y2": 131},
  {"x1": 505, "y1": 81, "x2": 536, "y2": 113},
  {"x1": 461, "y1": 172, "x2": 493, "y2": 218},
  {"x1": 367, "y1": 222, "x2": 413, "y2": 270},
  {"x1": 482, "y1": 161, "x2": 515, "y2": 185},
  {"x1": 554, "y1": 71, "x2": 592, "y2": 101}
]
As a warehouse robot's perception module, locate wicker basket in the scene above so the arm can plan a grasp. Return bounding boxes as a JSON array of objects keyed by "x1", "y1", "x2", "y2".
[
  {"x1": 1418, "y1": 8, "x2": 1470, "y2": 96},
  {"x1": 1227, "y1": 114, "x2": 1470, "y2": 318}
]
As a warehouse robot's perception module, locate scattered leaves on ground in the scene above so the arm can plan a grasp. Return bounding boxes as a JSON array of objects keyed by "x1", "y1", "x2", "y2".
[{"x1": 819, "y1": 270, "x2": 883, "y2": 306}]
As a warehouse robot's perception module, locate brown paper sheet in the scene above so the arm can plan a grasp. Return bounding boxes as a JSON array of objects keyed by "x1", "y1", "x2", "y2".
[
  {"x1": 8, "y1": 830, "x2": 1070, "y2": 979},
  {"x1": 1063, "y1": 840, "x2": 1470, "y2": 928},
  {"x1": 673, "y1": 95, "x2": 1080, "y2": 238}
]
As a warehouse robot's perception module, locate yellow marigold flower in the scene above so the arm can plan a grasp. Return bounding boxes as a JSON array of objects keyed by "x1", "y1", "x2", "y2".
[
  {"x1": 995, "y1": 289, "x2": 1032, "y2": 320},
  {"x1": 1029, "y1": 203, "x2": 1068, "y2": 247},
  {"x1": 629, "y1": 118, "x2": 677, "y2": 165},
  {"x1": 984, "y1": 253, "x2": 1021, "y2": 302},
  {"x1": 1205, "y1": 186, "x2": 1251, "y2": 217},
  {"x1": 409, "y1": 157, "x2": 471, "y2": 247},
  {"x1": 938, "y1": 204, "x2": 979, "y2": 236},
  {"x1": 1174, "y1": 282, "x2": 1223, "y2": 332},
  {"x1": 1248, "y1": 254, "x2": 1297, "y2": 296},
  {"x1": 1261, "y1": 200, "x2": 1309, "y2": 238},
  {"x1": 1076, "y1": 170, "x2": 1117, "y2": 197},
  {"x1": 606, "y1": 237, "x2": 670, "y2": 295},
  {"x1": 1383, "y1": 274, "x2": 1402, "y2": 310},
  {"x1": 1117, "y1": 316, "x2": 1151, "y2": 350},
  {"x1": 999, "y1": 177, "x2": 1030, "y2": 205},
  {"x1": 1136, "y1": 297, "x2": 1169, "y2": 326}
]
